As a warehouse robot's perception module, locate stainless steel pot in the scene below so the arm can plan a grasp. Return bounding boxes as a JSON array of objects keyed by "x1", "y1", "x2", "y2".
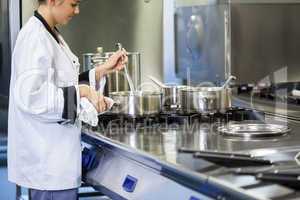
[
  {"x1": 110, "y1": 91, "x2": 162, "y2": 117},
  {"x1": 180, "y1": 87, "x2": 231, "y2": 114},
  {"x1": 147, "y1": 76, "x2": 187, "y2": 110},
  {"x1": 106, "y1": 52, "x2": 141, "y2": 94},
  {"x1": 82, "y1": 53, "x2": 94, "y2": 72},
  {"x1": 162, "y1": 85, "x2": 187, "y2": 109}
]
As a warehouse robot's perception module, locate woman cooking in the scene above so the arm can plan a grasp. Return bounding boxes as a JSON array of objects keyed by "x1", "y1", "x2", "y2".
[{"x1": 7, "y1": 0, "x2": 128, "y2": 199}]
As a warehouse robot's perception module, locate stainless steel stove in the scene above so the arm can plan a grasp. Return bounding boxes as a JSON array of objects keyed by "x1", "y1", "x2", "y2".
[{"x1": 81, "y1": 107, "x2": 300, "y2": 200}]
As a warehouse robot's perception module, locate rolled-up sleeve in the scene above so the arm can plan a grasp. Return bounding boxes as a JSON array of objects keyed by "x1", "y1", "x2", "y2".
[{"x1": 79, "y1": 68, "x2": 106, "y2": 93}]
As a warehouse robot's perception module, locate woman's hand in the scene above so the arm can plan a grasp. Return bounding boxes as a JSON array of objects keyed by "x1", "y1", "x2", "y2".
[
  {"x1": 95, "y1": 49, "x2": 128, "y2": 81},
  {"x1": 79, "y1": 85, "x2": 107, "y2": 113}
]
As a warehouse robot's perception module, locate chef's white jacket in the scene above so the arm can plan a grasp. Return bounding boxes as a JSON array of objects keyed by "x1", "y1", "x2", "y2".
[{"x1": 8, "y1": 13, "x2": 104, "y2": 190}]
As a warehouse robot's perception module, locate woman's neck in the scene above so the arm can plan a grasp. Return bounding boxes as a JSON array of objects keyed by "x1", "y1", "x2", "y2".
[{"x1": 37, "y1": 6, "x2": 56, "y2": 30}]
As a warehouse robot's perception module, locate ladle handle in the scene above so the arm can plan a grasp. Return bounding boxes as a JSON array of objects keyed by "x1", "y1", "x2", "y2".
[
  {"x1": 222, "y1": 75, "x2": 236, "y2": 89},
  {"x1": 148, "y1": 75, "x2": 167, "y2": 88},
  {"x1": 116, "y1": 43, "x2": 122, "y2": 51}
]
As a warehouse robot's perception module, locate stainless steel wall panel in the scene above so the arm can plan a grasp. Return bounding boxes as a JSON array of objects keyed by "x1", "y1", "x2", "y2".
[
  {"x1": 231, "y1": 4, "x2": 300, "y2": 84},
  {"x1": 59, "y1": 0, "x2": 163, "y2": 84},
  {"x1": 174, "y1": 4, "x2": 228, "y2": 85}
]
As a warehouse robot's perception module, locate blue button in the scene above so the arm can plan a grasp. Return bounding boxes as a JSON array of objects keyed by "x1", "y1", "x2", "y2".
[
  {"x1": 122, "y1": 175, "x2": 138, "y2": 193},
  {"x1": 190, "y1": 196, "x2": 200, "y2": 200}
]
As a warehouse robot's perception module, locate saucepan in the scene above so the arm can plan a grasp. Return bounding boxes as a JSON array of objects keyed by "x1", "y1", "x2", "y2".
[
  {"x1": 109, "y1": 91, "x2": 162, "y2": 117},
  {"x1": 180, "y1": 76, "x2": 236, "y2": 114},
  {"x1": 148, "y1": 76, "x2": 187, "y2": 110}
]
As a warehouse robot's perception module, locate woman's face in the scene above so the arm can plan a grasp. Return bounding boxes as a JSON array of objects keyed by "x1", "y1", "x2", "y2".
[{"x1": 52, "y1": 0, "x2": 80, "y2": 25}]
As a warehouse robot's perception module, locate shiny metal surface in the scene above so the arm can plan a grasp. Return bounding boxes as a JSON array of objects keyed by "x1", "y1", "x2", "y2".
[
  {"x1": 82, "y1": 132, "x2": 268, "y2": 200},
  {"x1": 82, "y1": 138, "x2": 215, "y2": 200},
  {"x1": 180, "y1": 87, "x2": 231, "y2": 113},
  {"x1": 88, "y1": 116, "x2": 300, "y2": 163},
  {"x1": 231, "y1": 3, "x2": 300, "y2": 84},
  {"x1": 82, "y1": 113, "x2": 300, "y2": 199},
  {"x1": 82, "y1": 53, "x2": 94, "y2": 72},
  {"x1": 106, "y1": 52, "x2": 141, "y2": 94},
  {"x1": 234, "y1": 94, "x2": 300, "y2": 120},
  {"x1": 173, "y1": 4, "x2": 228, "y2": 84},
  {"x1": 218, "y1": 123, "x2": 290, "y2": 138},
  {"x1": 148, "y1": 75, "x2": 167, "y2": 88},
  {"x1": 110, "y1": 91, "x2": 162, "y2": 116},
  {"x1": 148, "y1": 76, "x2": 187, "y2": 109},
  {"x1": 54, "y1": 0, "x2": 163, "y2": 83},
  {"x1": 162, "y1": 85, "x2": 187, "y2": 109}
]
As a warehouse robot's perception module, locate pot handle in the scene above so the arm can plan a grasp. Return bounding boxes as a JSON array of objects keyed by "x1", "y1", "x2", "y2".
[
  {"x1": 203, "y1": 97, "x2": 209, "y2": 103},
  {"x1": 112, "y1": 100, "x2": 122, "y2": 107}
]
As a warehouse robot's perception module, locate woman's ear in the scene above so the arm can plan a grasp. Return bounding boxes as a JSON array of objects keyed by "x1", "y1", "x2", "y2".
[
  {"x1": 47, "y1": 0, "x2": 56, "y2": 6},
  {"x1": 47, "y1": 0, "x2": 63, "y2": 6},
  {"x1": 54, "y1": 0, "x2": 65, "y2": 6}
]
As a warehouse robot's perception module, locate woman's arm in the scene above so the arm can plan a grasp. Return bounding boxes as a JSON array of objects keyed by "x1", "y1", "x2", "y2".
[{"x1": 79, "y1": 49, "x2": 128, "y2": 83}]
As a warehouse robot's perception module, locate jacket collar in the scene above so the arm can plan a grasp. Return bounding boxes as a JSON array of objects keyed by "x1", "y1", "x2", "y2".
[{"x1": 34, "y1": 10, "x2": 60, "y2": 44}]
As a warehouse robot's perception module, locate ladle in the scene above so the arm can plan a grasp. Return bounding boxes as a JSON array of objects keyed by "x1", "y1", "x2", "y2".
[
  {"x1": 116, "y1": 43, "x2": 135, "y2": 92},
  {"x1": 148, "y1": 76, "x2": 168, "y2": 88},
  {"x1": 221, "y1": 75, "x2": 236, "y2": 89}
]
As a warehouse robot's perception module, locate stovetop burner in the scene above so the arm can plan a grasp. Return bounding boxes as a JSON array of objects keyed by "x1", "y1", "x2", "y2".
[
  {"x1": 218, "y1": 123, "x2": 291, "y2": 139},
  {"x1": 96, "y1": 107, "x2": 266, "y2": 130}
]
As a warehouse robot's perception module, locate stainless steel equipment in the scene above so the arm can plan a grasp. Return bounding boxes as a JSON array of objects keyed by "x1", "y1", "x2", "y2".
[
  {"x1": 218, "y1": 123, "x2": 291, "y2": 139},
  {"x1": 148, "y1": 76, "x2": 187, "y2": 110},
  {"x1": 109, "y1": 91, "x2": 162, "y2": 117},
  {"x1": 83, "y1": 49, "x2": 141, "y2": 94},
  {"x1": 82, "y1": 53, "x2": 94, "y2": 72},
  {"x1": 162, "y1": 84, "x2": 187, "y2": 110},
  {"x1": 105, "y1": 52, "x2": 141, "y2": 94},
  {"x1": 179, "y1": 76, "x2": 234, "y2": 114},
  {"x1": 82, "y1": 47, "x2": 105, "y2": 72},
  {"x1": 180, "y1": 87, "x2": 231, "y2": 113},
  {"x1": 172, "y1": 3, "x2": 229, "y2": 84},
  {"x1": 81, "y1": 107, "x2": 300, "y2": 200}
]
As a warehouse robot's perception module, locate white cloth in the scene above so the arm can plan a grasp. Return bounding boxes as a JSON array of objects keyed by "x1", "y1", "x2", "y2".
[
  {"x1": 292, "y1": 89, "x2": 300, "y2": 97},
  {"x1": 79, "y1": 98, "x2": 98, "y2": 127},
  {"x1": 80, "y1": 66, "x2": 109, "y2": 127},
  {"x1": 8, "y1": 16, "x2": 82, "y2": 190},
  {"x1": 295, "y1": 151, "x2": 300, "y2": 166},
  {"x1": 79, "y1": 97, "x2": 114, "y2": 127},
  {"x1": 88, "y1": 68, "x2": 106, "y2": 93}
]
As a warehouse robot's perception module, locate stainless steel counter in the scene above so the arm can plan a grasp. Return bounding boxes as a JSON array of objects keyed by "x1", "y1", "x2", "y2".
[
  {"x1": 82, "y1": 113, "x2": 300, "y2": 200},
  {"x1": 85, "y1": 116, "x2": 300, "y2": 162},
  {"x1": 233, "y1": 94, "x2": 300, "y2": 120}
]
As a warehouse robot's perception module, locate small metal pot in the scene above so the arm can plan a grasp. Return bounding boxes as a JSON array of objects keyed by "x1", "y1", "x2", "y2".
[
  {"x1": 180, "y1": 87, "x2": 231, "y2": 114},
  {"x1": 162, "y1": 85, "x2": 187, "y2": 110},
  {"x1": 110, "y1": 91, "x2": 162, "y2": 117}
]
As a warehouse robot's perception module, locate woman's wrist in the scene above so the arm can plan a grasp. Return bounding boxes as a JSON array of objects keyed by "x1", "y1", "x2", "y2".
[
  {"x1": 79, "y1": 84, "x2": 90, "y2": 98},
  {"x1": 95, "y1": 64, "x2": 107, "y2": 81}
]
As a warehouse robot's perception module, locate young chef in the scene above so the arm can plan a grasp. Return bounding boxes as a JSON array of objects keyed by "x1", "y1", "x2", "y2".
[{"x1": 7, "y1": 0, "x2": 127, "y2": 199}]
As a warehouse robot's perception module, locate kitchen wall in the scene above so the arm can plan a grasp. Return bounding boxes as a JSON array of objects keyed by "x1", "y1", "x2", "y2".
[
  {"x1": 22, "y1": 0, "x2": 37, "y2": 24},
  {"x1": 172, "y1": 0, "x2": 300, "y2": 85},
  {"x1": 23, "y1": 0, "x2": 300, "y2": 87},
  {"x1": 22, "y1": 0, "x2": 163, "y2": 86},
  {"x1": 231, "y1": 3, "x2": 300, "y2": 84}
]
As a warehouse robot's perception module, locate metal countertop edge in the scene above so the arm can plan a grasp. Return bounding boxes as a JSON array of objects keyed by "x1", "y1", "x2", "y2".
[{"x1": 81, "y1": 129, "x2": 267, "y2": 200}]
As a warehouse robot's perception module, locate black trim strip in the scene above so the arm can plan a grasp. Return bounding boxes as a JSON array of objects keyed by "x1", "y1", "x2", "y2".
[
  {"x1": 60, "y1": 86, "x2": 77, "y2": 124},
  {"x1": 20, "y1": 0, "x2": 22, "y2": 28},
  {"x1": 79, "y1": 70, "x2": 90, "y2": 83},
  {"x1": 34, "y1": 10, "x2": 60, "y2": 44}
]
